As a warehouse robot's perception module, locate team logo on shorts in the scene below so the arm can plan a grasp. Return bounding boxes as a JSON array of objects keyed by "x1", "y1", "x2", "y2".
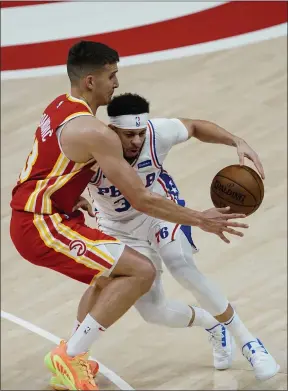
[{"x1": 69, "y1": 239, "x2": 87, "y2": 256}]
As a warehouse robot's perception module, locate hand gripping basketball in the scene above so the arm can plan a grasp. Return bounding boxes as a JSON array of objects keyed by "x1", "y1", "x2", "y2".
[
  {"x1": 235, "y1": 138, "x2": 265, "y2": 179},
  {"x1": 199, "y1": 206, "x2": 249, "y2": 243}
]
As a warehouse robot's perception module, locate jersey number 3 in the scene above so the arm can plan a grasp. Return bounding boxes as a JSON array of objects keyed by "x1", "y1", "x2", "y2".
[
  {"x1": 114, "y1": 197, "x2": 130, "y2": 212},
  {"x1": 112, "y1": 173, "x2": 156, "y2": 213},
  {"x1": 19, "y1": 138, "x2": 39, "y2": 183}
]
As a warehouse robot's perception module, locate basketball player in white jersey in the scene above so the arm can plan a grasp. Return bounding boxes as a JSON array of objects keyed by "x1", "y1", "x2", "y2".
[{"x1": 86, "y1": 93, "x2": 279, "y2": 381}]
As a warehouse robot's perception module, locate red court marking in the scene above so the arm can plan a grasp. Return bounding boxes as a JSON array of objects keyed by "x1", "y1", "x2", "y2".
[
  {"x1": 0, "y1": 1, "x2": 64, "y2": 8},
  {"x1": 1, "y1": 1, "x2": 287, "y2": 71}
]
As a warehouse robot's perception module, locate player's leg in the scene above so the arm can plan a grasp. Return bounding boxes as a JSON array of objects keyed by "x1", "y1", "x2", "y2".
[
  {"x1": 134, "y1": 270, "x2": 223, "y2": 329},
  {"x1": 133, "y1": 264, "x2": 233, "y2": 370},
  {"x1": 94, "y1": 216, "x2": 233, "y2": 367},
  {"x1": 82, "y1": 244, "x2": 156, "y2": 327},
  {"x1": 76, "y1": 284, "x2": 103, "y2": 326},
  {"x1": 55, "y1": 250, "x2": 155, "y2": 390},
  {"x1": 51, "y1": 284, "x2": 103, "y2": 391},
  {"x1": 73, "y1": 243, "x2": 226, "y2": 348},
  {"x1": 10, "y1": 211, "x2": 156, "y2": 390},
  {"x1": 69, "y1": 276, "x2": 114, "y2": 338},
  {"x1": 130, "y1": 247, "x2": 218, "y2": 329},
  {"x1": 49, "y1": 245, "x2": 157, "y2": 391},
  {"x1": 155, "y1": 224, "x2": 279, "y2": 380}
]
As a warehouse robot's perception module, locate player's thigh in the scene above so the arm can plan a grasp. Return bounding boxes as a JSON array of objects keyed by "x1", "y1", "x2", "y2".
[
  {"x1": 157, "y1": 228, "x2": 199, "y2": 275},
  {"x1": 111, "y1": 244, "x2": 156, "y2": 280},
  {"x1": 53, "y1": 213, "x2": 129, "y2": 281},
  {"x1": 149, "y1": 220, "x2": 198, "y2": 254},
  {"x1": 16, "y1": 212, "x2": 126, "y2": 284},
  {"x1": 88, "y1": 216, "x2": 157, "y2": 279}
]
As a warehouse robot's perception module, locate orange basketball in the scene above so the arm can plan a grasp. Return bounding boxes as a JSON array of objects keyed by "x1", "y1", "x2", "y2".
[{"x1": 210, "y1": 165, "x2": 264, "y2": 216}]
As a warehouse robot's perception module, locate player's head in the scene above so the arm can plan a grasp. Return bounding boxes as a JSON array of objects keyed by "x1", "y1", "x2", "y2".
[
  {"x1": 67, "y1": 41, "x2": 119, "y2": 105},
  {"x1": 107, "y1": 93, "x2": 150, "y2": 160}
]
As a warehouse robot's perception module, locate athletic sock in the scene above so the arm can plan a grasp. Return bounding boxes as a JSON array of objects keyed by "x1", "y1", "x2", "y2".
[
  {"x1": 71, "y1": 320, "x2": 81, "y2": 336},
  {"x1": 191, "y1": 306, "x2": 220, "y2": 330},
  {"x1": 66, "y1": 313, "x2": 106, "y2": 356},
  {"x1": 222, "y1": 312, "x2": 255, "y2": 347}
]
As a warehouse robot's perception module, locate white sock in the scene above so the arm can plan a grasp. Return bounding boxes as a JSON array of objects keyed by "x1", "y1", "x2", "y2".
[
  {"x1": 223, "y1": 312, "x2": 255, "y2": 347},
  {"x1": 66, "y1": 313, "x2": 106, "y2": 357},
  {"x1": 191, "y1": 306, "x2": 220, "y2": 330},
  {"x1": 71, "y1": 320, "x2": 81, "y2": 336}
]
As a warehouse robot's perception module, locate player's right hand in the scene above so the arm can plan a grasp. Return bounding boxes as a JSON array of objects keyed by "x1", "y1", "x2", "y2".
[
  {"x1": 72, "y1": 196, "x2": 95, "y2": 217},
  {"x1": 199, "y1": 206, "x2": 249, "y2": 243}
]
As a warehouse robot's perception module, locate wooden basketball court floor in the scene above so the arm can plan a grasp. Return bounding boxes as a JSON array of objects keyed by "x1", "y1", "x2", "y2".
[{"x1": 1, "y1": 36, "x2": 287, "y2": 390}]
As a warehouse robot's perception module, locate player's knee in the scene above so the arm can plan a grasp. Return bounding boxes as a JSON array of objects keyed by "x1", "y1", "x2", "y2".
[
  {"x1": 111, "y1": 246, "x2": 156, "y2": 288},
  {"x1": 136, "y1": 259, "x2": 156, "y2": 293},
  {"x1": 95, "y1": 276, "x2": 113, "y2": 289},
  {"x1": 127, "y1": 253, "x2": 156, "y2": 294},
  {"x1": 142, "y1": 306, "x2": 171, "y2": 326},
  {"x1": 136, "y1": 300, "x2": 190, "y2": 328},
  {"x1": 137, "y1": 305, "x2": 161, "y2": 325}
]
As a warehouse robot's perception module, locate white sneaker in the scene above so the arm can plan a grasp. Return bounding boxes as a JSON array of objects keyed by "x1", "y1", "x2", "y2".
[
  {"x1": 208, "y1": 324, "x2": 235, "y2": 370},
  {"x1": 242, "y1": 339, "x2": 280, "y2": 381}
]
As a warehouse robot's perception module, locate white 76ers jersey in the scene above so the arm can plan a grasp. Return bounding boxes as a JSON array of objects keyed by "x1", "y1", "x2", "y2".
[{"x1": 88, "y1": 118, "x2": 188, "y2": 222}]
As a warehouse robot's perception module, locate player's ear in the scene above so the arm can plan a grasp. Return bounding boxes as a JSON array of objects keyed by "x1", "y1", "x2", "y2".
[{"x1": 85, "y1": 75, "x2": 94, "y2": 91}]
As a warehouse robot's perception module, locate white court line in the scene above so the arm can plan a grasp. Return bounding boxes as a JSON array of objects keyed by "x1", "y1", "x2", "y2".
[
  {"x1": 2, "y1": 2, "x2": 222, "y2": 46},
  {"x1": 1, "y1": 309, "x2": 135, "y2": 391},
  {"x1": 1, "y1": 23, "x2": 287, "y2": 81}
]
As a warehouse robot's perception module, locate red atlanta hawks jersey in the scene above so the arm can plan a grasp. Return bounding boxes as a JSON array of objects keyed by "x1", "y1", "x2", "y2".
[{"x1": 11, "y1": 94, "x2": 96, "y2": 214}]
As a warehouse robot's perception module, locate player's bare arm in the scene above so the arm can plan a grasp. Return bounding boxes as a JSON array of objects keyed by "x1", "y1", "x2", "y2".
[
  {"x1": 178, "y1": 118, "x2": 265, "y2": 179},
  {"x1": 62, "y1": 115, "x2": 248, "y2": 242}
]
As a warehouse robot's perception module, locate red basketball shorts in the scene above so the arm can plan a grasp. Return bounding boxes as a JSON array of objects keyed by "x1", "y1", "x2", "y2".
[{"x1": 10, "y1": 210, "x2": 125, "y2": 284}]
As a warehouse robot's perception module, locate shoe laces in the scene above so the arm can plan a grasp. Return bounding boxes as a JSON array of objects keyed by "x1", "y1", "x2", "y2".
[
  {"x1": 245, "y1": 344, "x2": 268, "y2": 365},
  {"x1": 209, "y1": 329, "x2": 229, "y2": 357},
  {"x1": 77, "y1": 356, "x2": 95, "y2": 386}
]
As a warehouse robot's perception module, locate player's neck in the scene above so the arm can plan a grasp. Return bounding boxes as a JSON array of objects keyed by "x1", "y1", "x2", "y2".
[{"x1": 70, "y1": 88, "x2": 99, "y2": 115}]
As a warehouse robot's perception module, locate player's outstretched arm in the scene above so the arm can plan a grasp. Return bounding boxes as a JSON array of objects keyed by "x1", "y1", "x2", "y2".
[
  {"x1": 77, "y1": 117, "x2": 249, "y2": 242},
  {"x1": 179, "y1": 118, "x2": 265, "y2": 179}
]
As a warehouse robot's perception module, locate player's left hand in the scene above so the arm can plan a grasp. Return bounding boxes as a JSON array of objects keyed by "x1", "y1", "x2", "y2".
[
  {"x1": 72, "y1": 196, "x2": 95, "y2": 217},
  {"x1": 235, "y1": 138, "x2": 265, "y2": 179}
]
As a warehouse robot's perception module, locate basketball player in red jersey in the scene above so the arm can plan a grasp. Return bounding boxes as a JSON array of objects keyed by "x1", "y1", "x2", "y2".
[{"x1": 10, "y1": 41, "x2": 248, "y2": 390}]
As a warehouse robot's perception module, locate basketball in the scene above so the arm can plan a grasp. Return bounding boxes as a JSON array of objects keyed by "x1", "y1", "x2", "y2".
[{"x1": 210, "y1": 164, "x2": 264, "y2": 216}]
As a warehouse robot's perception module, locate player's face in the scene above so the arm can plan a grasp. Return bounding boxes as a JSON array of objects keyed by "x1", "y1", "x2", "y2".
[
  {"x1": 90, "y1": 63, "x2": 119, "y2": 105},
  {"x1": 115, "y1": 127, "x2": 147, "y2": 159}
]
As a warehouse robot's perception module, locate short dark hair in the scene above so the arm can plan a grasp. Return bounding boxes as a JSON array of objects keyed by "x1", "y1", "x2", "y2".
[
  {"x1": 67, "y1": 41, "x2": 119, "y2": 83},
  {"x1": 107, "y1": 93, "x2": 150, "y2": 116}
]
